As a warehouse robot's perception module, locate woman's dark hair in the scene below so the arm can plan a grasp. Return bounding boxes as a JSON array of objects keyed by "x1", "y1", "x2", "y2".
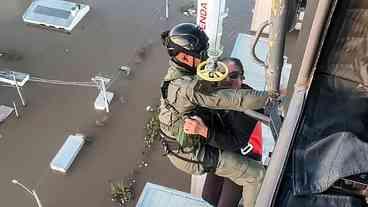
[{"x1": 219, "y1": 57, "x2": 244, "y2": 74}]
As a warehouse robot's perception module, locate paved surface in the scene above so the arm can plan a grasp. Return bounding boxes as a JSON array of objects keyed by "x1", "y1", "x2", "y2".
[{"x1": 0, "y1": 0, "x2": 255, "y2": 206}]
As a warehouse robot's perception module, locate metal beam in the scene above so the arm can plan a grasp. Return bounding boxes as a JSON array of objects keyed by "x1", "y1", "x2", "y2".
[
  {"x1": 255, "y1": 1, "x2": 334, "y2": 206},
  {"x1": 266, "y1": 0, "x2": 290, "y2": 97}
]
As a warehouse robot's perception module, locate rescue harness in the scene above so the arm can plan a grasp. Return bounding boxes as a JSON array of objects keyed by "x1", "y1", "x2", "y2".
[{"x1": 159, "y1": 80, "x2": 204, "y2": 165}]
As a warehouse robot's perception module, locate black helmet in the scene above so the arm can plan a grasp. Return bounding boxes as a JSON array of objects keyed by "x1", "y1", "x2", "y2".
[{"x1": 161, "y1": 23, "x2": 209, "y2": 61}]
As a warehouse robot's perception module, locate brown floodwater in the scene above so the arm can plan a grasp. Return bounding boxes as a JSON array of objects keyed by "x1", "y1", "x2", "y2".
[{"x1": 0, "y1": 0, "x2": 254, "y2": 206}]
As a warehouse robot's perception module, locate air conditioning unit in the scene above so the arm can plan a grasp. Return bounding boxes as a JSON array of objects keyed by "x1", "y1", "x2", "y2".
[{"x1": 23, "y1": 0, "x2": 90, "y2": 32}]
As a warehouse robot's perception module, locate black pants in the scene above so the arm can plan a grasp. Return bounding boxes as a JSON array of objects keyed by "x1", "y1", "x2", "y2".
[{"x1": 202, "y1": 173, "x2": 242, "y2": 207}]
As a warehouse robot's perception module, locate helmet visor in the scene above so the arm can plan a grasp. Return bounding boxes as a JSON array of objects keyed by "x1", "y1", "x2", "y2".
[{"x1": 169, "y1": 34, "x2": 201, "y2": 51}]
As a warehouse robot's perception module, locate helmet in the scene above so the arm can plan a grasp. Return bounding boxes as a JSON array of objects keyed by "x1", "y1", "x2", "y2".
[{"x1": 161, "y1": 23, "x2": 209, "y2": 69}]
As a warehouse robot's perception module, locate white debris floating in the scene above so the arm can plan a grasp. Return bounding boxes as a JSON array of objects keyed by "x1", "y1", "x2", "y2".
[
  {"x1": 119, "y1": 66, "x2": 131, "y2": 76},
  {"x1": 146, "y1": 105, "x2": 154, "y2": 112},
  {"x1": 22, "y1": 0, "x2": 90, "y2": 32}
]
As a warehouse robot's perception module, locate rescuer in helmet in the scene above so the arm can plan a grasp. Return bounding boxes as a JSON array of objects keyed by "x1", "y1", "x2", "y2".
[{"x1": 159, "y1": 24, "x2": 268, "y2": 206}]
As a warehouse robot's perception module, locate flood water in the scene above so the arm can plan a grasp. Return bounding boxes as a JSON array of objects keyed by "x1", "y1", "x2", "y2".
[{"x1": 0, "y1": 0, "x2": 254, "y2": 206}]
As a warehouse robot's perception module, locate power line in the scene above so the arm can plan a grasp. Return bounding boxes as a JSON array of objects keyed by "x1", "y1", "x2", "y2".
[
  {"x1": 29, "y1": 77, "x2": 97, "y2": 87},
  {"x1": 0, "y1": 84, "x2": 15, "y2": 88}
]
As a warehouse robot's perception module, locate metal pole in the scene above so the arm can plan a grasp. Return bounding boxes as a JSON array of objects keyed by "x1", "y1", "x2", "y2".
[
  {"x1": 266, "y1": 0, "x2": 290, "y2": 97},
  {"x1": 165, "y1": 0, "x2": 168, "y2": 19},
  {"x1": 11, "y1": 179, "x2": 43, "y2": 207},
  {"x1": 252, "y1": 21, "x2": 270, "y2": 68},
  {"x1": 13, "y1": 101, "x2": 19, "y2": 118},
  {"x1": 33, "y1": 190, "x2": 43, "y2": 207},
  {"x1": 255, "y1": 1, "x2": 334, "y2": 206},
  {"x1": 100, "y1": 78, "x2": 110, "y2": 113},
  {"x1": 12, "y1": 72, "x2": 27, "y2": 107}
]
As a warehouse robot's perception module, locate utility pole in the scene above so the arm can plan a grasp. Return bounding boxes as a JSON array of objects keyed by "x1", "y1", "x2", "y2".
[
  {"x1": 165, "y1": 0, "x2": 169, "y2": 19},
  {"x1": 11, "y1": 179, "x2": 43, "y2": 207},
  {"x1": 267, "y1": 0, "x2": 293, "y2": 97},
  {"x1": 12, "y1": 72, "x2": 27, "y2": 107},
  {"x1": 100, "y1": 77, "x2": 109, "y2": 113},
  {"x1": 13, "y1": 101, "x2": 19, "y2": 118}
]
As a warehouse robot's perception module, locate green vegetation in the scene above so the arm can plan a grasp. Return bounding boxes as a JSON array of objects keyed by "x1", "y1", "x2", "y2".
[{"x1": 110, "y1": 106, "x2": 160, "y2": 206}]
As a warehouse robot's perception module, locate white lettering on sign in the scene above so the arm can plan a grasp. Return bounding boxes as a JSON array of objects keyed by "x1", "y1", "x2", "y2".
[{"x1": 199, "y1": 3, "x2": 207, "y2": 30}]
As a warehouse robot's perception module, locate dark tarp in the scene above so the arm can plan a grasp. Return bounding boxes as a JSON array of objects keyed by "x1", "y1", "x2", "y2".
[{"x1": 276, "y1": 0, "x2": 368, "y2": 206}]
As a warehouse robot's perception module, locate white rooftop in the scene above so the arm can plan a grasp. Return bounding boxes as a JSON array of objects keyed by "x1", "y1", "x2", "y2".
[
  {"x1": 50, "y1": 134, "x2": 85, "y2": 173},
  {"x1": 137, "y1": 183, "x2": 212, "y2": 207},
  {"x1": 23, "y1": 0, "x2": 90, "y2": 32}
]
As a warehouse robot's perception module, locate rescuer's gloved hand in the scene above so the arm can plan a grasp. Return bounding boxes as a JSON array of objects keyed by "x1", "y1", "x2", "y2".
[
  {"x1": 183, "y1": 116, "x2": 208, "y2": 138},
  {"x1": 268, "y1": 91, "x2": 280, "y2": 100}
]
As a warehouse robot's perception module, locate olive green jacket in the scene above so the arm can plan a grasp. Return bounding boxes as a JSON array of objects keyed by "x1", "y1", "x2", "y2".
[{"x1": 159, "y1": 62, "x2": 268, "y2": 142}]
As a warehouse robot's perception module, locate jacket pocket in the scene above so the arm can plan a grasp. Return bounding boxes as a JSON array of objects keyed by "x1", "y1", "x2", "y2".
[{"x1": 167, "y1": 83, "x2": 180, "y2": 105}]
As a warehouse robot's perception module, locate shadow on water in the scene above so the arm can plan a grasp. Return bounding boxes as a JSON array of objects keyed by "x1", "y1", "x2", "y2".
[{"x1": 0, "y1": 50, "x2": 23, "y2": 62}]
